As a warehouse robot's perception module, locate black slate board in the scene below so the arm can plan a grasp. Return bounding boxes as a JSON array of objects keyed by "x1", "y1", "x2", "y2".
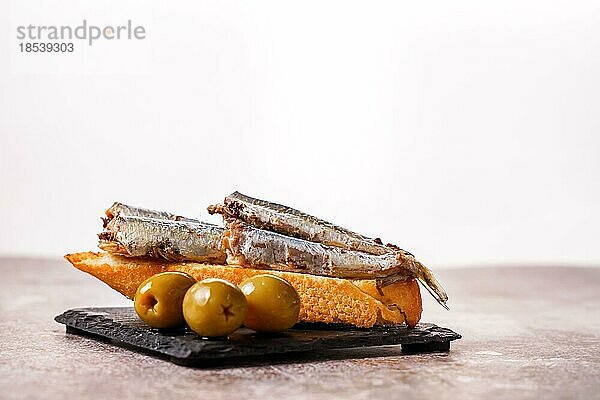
[{"x1": 55, "y1": 307, "x2": 461, "y2": 366}]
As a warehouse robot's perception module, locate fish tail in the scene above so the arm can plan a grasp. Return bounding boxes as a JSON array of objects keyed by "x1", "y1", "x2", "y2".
[{"x1": 396, "y1": 252, "x2": 449, "y2": 309}]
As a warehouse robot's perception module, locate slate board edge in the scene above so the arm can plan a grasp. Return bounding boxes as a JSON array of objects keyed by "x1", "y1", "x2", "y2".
[
  {"x1": 55, "y1": 307, "x2": 461, "y2": 364},
  {"x1": 55, "y1": 309, "x2": 193, "y2": 358}
]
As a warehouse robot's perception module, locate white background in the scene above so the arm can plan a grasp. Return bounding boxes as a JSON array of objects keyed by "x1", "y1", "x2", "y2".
[{"x1": 1, "y1": 0, "x2": 599, "y2": 268}]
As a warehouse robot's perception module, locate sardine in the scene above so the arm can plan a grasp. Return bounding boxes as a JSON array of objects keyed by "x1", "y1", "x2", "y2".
[
  {"x1": 101, "y1": 199, "x2": 448, "y2": 308},
  {"x1": 210, "y1": 192, "x2": 448, "y2": 308},
  {"x1": 208, "y1": 192, "x2": 392, "y2": 255},
  {"x1": 99, "y1": 214, "x2": 226, "y2": 263},
  {"x1": 103, "y1": 202, "x2": 200, "y2": 228},
  {"x1": 222, "y1": 220, "x2": 448, "y2": 308}
]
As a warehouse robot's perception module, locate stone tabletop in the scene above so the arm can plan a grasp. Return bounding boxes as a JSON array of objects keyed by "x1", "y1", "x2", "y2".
[{"x1": 1, "y1": 258, "x2": 599, "y2": 400}]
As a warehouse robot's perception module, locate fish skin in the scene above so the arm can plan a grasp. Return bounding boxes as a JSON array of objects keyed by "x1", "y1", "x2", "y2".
[
  {"x1": 104, "y1": 202, "x2": 200, "y2": 227},
  {"x1": 223, "y1": 220, "x2": 420, "y2": 282},
  {"x1": 99, "y1": 214, "x2": 226, "y2": 263},
  {"x1": 208, "y1": 192, "x2": 393, "y2": 255}
]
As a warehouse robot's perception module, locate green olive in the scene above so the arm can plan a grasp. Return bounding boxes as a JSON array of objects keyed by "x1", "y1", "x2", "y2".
[
  {"x1": 239, "y1": 274, "x2": 300, "y2": 333},
  {"x1": 182, "y1": 278, "x2": 247, "y2": 337},
  {"x1": 134, "y1": 272, "x2": 196, "y2": 329}
]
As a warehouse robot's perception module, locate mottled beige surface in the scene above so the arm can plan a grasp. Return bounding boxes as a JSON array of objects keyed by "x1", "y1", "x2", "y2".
[{"x1": 1, "y1": 258, "x2": 599, "y2": 400}]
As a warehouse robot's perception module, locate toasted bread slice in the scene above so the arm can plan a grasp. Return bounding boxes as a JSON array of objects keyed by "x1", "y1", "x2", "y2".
[{"x1": 65, "y1": 252, "x2": 422, "y2": 328}]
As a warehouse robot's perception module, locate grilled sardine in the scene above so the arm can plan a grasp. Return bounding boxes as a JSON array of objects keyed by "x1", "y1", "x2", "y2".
[
  {"x1": 208, "y1": 192, "x2": 392, "y2": 255},
  {"x1": 210, "y1": 192, "x2": 448, "y2": 308},
  {"x1": 99, "y1": 214, "x2": 226, "y2": 263},
  {"x1": 222, "y1": 220, "x2": 448, "y2": 308}
]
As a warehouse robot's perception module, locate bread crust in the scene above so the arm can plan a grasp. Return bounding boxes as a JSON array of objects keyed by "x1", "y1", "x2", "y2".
[{"x1": 65, "y1": 252, "x2": 422, "y2": 328}]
